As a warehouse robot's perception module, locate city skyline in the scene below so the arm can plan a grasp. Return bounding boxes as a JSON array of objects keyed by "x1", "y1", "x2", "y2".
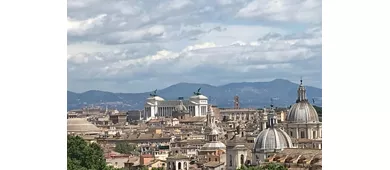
[{"x1": 68, "y1": 0, "x2": 322, "y2": 93}]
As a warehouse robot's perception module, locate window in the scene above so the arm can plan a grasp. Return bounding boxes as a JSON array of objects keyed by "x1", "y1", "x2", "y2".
[
  {"x1": 313, "y1": 131, "x2": 317, "y2": 138},
  {"x1": 215, "y1": 158, "x2": 218, "y2": 161},
  {"x1": 178, "y1": 162, "x2": 182, "y2": 170},
  {"x1": 240, "y1": 154, "x2": 244, "y2": 165},
  {"x1": 290, "y1": 131, "x2": 293, "y2": 137},
  {"x1": 229, "y1": 155, "x2": 232, "y2": 166},
  {"x1": 300, "y1": 131, "x2": 305, "y2": 138},
  {"x1": 209, "y1": 158, "x2": 211, "y2": 161}
]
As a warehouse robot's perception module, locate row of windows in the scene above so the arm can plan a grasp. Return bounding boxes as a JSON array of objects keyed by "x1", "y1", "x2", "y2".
[{"x1": 289, "y1": 131, "x2": 317, "y2": 138}]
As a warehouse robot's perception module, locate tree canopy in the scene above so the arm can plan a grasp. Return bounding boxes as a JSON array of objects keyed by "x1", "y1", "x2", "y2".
[
  {"x1": 114, "y1": 142, "x2": 139, "y2": 155},
  {"x1": 238, "y1": 163, "x2": 288, "y2": 170},
  {"x1": 313, "y1": 105, "x2": 322, "y2": 121},
  {"x1": 67, "y1": 135, "x2": 123, "y2": 170}
]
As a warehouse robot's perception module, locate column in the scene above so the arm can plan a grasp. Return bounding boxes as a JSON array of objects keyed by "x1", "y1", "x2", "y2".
[
  {"x1": 195, "y1": 105, "x2": 199, "y2": 116},
  {"x1": 295, "y1": 128, "x2": 299, "y2": 139}
]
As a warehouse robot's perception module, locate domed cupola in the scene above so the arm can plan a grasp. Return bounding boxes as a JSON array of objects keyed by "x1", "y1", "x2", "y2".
[
  {"x1": 201, "y1": 105, "x2": 226, "y2": 151},
  {"x1": 253, "y1": 105, "x2": 293, "y2": 153},
  {"x1": 286, "y1": 79, "x2": 319, "y2": 123}
]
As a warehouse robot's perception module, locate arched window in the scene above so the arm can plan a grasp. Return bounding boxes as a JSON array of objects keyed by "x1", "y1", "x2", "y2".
[
  {"x1": 240, "y1": 154, "x2": 244, "y2": 165},
  {"x1": 300, "y1": 131, "x2": 305, "y2": 138},
  {"x1": 178, "y1": 162, "x2": 182, "y2": 170},
  {"x1": 229, "y1": 155, "x2": 232, "y2": 166}
]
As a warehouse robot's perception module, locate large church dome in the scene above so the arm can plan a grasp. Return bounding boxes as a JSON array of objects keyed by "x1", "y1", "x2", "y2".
[
  {"x1": 287, "y1": 102, "x2": 319, "y2": 123},
  {"x1": 253, "y1": 128, "x2": 293, "y2": 153},
  {"x1": 286, "y1": 80, "x2": 320, "y2": 123},
  {"x1": 67, "y1": 118, "x2": 101, "y2": 134}
]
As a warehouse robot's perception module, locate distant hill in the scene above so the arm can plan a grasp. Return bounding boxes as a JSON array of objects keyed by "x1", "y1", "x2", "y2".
[{"x1": 67, "y1": 79, "x2": 322, "y2": 111}]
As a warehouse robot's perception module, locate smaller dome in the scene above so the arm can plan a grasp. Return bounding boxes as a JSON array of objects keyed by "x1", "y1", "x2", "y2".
[
  {"x1": 201, "y1": 142, "x2": 226, "y2": 150},
  {"x1": 190, "y1": 94, "x2": 208, "y2": 100},
  {"x1": 253, "y1": 128, "x2": 292, "y2": 153}
]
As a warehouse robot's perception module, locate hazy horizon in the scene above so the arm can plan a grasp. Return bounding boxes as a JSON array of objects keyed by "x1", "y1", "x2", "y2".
[{"x1": 68, "y1": 78, "x2": 322, "y2": 93}]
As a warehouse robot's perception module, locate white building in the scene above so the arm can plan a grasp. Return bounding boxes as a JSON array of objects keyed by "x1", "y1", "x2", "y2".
[{"x1": 144, "y1": 90, "x2": 209, "y2": 120}]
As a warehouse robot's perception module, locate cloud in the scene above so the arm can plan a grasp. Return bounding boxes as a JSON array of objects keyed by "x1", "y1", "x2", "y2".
[
  {"x1": 67, "y1": 0, "x2": 321, "y2": 92},
  {"x1": 236, "y1": 0, "x2": 321, "y2": 23},
  {"x1": 67, "y1": 0, "x2": 321, "y2": 45},
  {"x1": 68, "y1": 26, "x2": 321, "y2": 92}
]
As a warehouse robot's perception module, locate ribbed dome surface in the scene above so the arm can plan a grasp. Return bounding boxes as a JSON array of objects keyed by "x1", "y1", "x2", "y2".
[
  {"x1": 253, "y1": 128, "x2": 292, "y2": 153},
  {"x1": 201, "y1": 141, "x2": 226, "y2": 150},
  {"x1": 67, "y1": 118, "x2": 101, "y2": 134},
  {"x1": 287, "y1": 101, "x2": 319, "y2": 123}
]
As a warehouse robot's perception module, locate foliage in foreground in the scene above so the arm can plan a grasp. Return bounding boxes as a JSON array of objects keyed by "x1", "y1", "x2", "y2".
[
  {"x1": 114, "y1": 142, "x2": 139, "y2": 155},
  {"x1": 67, "y1": 135, "x2": 123, "y2": 170},
  {"x1": 313, "y1": 105, "x2": 322, "y2": 121},
  {"x1": 237, "y1": 163, "x2": 288, "y2": 170}
]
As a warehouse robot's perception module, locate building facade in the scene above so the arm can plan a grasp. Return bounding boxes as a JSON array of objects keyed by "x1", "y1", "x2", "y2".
[{"x1": 144, "y1": 91, "x2": 209, "y2": 120}]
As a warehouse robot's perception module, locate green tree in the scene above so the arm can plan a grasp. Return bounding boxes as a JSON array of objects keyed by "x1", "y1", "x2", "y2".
[
  {"x1": 237, "y1": 163, "x2": 288, "y2": 170},
  {"x1": 114, "y1": 142, "x2": 139, "y2": 155},
  {"x1": 151, "y1": 168, "x2": 164, "y2": 170},
  {"x1": 313, "y1": 105, "x2": 322, "y2": 122},
  {"x1": 67, "y1": 135, "x2": 123, "y2": 170},
  {"x1": 260, "y1": 163, "x2": 288, "y2": 170}
]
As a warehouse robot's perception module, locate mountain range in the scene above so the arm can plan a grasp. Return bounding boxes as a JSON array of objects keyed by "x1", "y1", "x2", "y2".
[{"x1": 67, "y1": 79, "x2": 322, "y2": 111}]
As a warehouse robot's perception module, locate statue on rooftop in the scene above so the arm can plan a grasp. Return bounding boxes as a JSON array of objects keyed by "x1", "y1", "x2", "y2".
[
  {"x1": 150, "y1": 89, "x2": 158, "y2": 97},
  {"x1": 193, "y1": 87, "x2": 202, "y2": 95}
]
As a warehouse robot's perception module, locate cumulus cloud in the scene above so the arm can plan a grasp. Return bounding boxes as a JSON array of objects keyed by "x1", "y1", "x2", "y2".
[
  {"x1": 236, "y1": 0, "x2": 322, "y2": 23},
  {"x1": 67, "y1": 0, "x2": 321, "y2": 45},
  {"x1": 68, "y1": 26, "x2": 321, "y2": 92},
  {"x1": 67, "y1": 0, "x2": 322, "y2": 92}
]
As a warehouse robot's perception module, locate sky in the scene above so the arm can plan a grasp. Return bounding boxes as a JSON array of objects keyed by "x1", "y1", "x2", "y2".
[{"x1": 67, "y1": 0, "x2": 322, "y2": 93}]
